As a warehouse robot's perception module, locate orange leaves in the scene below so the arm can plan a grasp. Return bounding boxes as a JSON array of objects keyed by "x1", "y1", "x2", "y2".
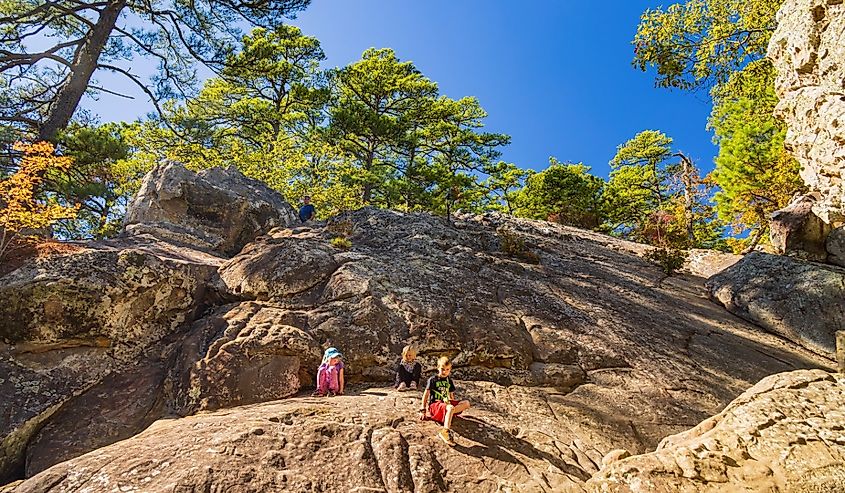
[{"x1": 0, "y1": 141, "x2": 79, "y2": 258}]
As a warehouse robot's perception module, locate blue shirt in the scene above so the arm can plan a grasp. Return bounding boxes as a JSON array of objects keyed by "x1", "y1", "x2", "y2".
[{"x1": 299, "y1": 203, "x2": 315, "y2": 222}]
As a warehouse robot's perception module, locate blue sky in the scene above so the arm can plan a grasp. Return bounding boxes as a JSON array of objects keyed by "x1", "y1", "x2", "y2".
[{"x1": 91, "y1": 1, "x2": 717, "y2": 179}]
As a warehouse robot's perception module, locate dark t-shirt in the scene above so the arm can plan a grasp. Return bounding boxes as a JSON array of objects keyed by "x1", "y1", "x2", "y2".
[
  {"x1": 299, "y1": 203, "x2": 315, "y2": 222},
  {"x1": 425, "y1": 375, "x2": 455, "y2": 406}
]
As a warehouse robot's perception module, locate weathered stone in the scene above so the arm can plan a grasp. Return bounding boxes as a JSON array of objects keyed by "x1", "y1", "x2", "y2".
[
  {"x1": 707, "y1": 251, "x2": 845, "y2": 356},
  {"x1": 827, "y1": 226, "x2": 845, "y2": 267},
  {"x1": 769, "y1": 0, "x2": 845, "y2": 225},
  {"x1": 1, "y1": 207, "x2": 833, "y2": 489},
  {"x1": 172, "y1": 302, "x2": 321, "y2": 413},
  {"x1": 218, "y1": 230, "x2": 340, "y2": 301},
  {"x1": 587, "y1": 369, "x2": 845, "y2": 492},
  {"x1": 683, "y1": 249, "x2": 742, "y2": 278},
  {"x1": 0, "y1": 235, "x2": 221, "y2": 482},
  {"x1": 769, "y1": 194, "x2": 832, "y2": 261},
  {"x1": 123, "y1": 161, "x2": 297, "y2": 256},
  {"x1": 8, "y1": 386, "x2": 600, "y2": 492}
]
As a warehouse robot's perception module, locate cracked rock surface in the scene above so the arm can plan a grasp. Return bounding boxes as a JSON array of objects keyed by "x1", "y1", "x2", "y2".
[
  {"x1": 587, "y1": 369, "x2": 845, "y2": 492},
  {"x1": 1, "y1": 163, "x2": 836, "y2": 491}
]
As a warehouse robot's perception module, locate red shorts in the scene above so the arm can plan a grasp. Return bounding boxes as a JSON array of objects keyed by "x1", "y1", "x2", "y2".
[{"x1": 429, "y1": 400, "x2": 461, "y2": 423}]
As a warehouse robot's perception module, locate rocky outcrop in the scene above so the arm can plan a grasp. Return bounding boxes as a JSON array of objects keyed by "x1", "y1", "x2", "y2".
[
  {"x1": 123, "y1": 162, "x2": 298, "y2": 256},
  {"x1": 587, "y1": 369, "x2": 845, "y2": 492},
  {"x1": 707, "y1": 251, "x2": 845, "y2": 356},
  {"x1": 1, "y1": 168, "x2": 833, "y2": 489},
  {"x1": 8, "y1": 385, "x2": 604, "y2": 492},
  {"x1": 683, "y1": 249, "x2": 742, "y2": 278},
  {"x1": 769, "y1": 0, "x2": 845, "y2": 226},
  {"x1": 769, "y1": 194, "x2": 831, "y2": 261},
  {"x1": 827, "y1": 226, "x2": 845, "y2": 267},
  {"x1": 0, "y1": 235, "x2": 222, "y2": 481}
]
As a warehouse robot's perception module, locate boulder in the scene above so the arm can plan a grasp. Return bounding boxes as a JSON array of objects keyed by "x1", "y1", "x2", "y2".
[
  {"x1": 768, "y1": 0, "x2": 845, "y2": 225},
  {"x1": 123, "y1": 162, "x2": 297, "y2": 256},
  {"x1": 683, "y1": 249, "x2": 743, "y2": 278},
  {"x1": 707, "y1": 251, "x2": 845, "y2": 356},
  {"x1": 587, "y1": 369, "x2": 845, "y2": 492},
  {"x1": 1, "y1": 207, "x2": 833, "y2": 489},
  {"x1": 9, "y1": 385, "x2": 607, "y2": 492},
  {"x1": 827, "y1": 226, "x2": 845, "y2": 267},
  {"x1": 769, "y1": 194, "x2": 831, "y2": 261},
  {"x1": 0, "y1": 235, "x2": 222, "y2": 481}
]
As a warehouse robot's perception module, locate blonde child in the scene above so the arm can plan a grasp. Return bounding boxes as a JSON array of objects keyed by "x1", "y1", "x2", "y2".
[
  {"x1": 313, "y1": 347, "x2": 344, "y2": 397},
  {"x1": 395, "y1": 345, "x2": 422, "y2": 391},
  {"x1": 419, "y1": 356, "x2": 471, "y2": 446}
]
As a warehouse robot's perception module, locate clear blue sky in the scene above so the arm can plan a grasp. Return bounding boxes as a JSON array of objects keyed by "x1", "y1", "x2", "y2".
[{"x1": 92, "y1": 1, "x2": 718, "y2": 179}]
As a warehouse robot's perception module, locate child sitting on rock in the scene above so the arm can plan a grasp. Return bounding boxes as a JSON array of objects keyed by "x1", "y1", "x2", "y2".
[
  {"x1": 419, "y1": 356, "x2": 471, "y2": 446},
  {"x1": 313, "y1": 347, "x2": 344, "y2": 397},
  {"x1": 395, "y1": 345, "x2": 422, "y2": 391}
]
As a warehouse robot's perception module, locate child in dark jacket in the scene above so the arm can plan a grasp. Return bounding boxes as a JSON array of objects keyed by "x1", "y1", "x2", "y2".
[{"x1": 395, "y1": 345, "x2": 422, "y2": 391}]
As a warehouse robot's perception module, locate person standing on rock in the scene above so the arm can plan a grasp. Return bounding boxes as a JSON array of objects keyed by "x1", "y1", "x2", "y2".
[
  {"x1": 419, "y1": 356, "x2": 471, "y2": 446},
  {"x1": 395, "y1": 345, "x2": 422, "y2": 391},
  {"x1": 299, "y1": 195, "x2": 316, "y2": 223}
]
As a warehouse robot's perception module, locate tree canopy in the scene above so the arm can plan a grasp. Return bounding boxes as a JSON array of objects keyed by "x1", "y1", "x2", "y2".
[{"x1": 0, "y1": 0, "x2": 311, "y2": 143}]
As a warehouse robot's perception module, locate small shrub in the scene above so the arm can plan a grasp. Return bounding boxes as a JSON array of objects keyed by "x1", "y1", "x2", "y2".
[
  {"x1": 644, "y1": 247, "x2": 687, "y2": 275},
  {"x1": 498, "y1": 228, "x2": 540, "y2": 264},
  {"x1": 330, "y1": 236, "x2": 352, "y2": 250},
  {"x1": 326, "y1": 219, "x2": 354, "y2": 237}
]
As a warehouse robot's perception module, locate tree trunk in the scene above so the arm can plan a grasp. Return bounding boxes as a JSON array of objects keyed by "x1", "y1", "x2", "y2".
[
  {"x1": 741, "y1": 227, "x2": 766, "y2": 254},
  {"x1": 38, "y1": 0, "x2": 127, "y2": 142},
  {"x1": 676, "y1": 152, "x2": 696, "y2": 246}
]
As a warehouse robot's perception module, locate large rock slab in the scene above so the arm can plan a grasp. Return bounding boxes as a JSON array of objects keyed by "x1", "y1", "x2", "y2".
[
  {"x1": 123, "y1": 161, "x2": 297, "y2": 256},
  {"x1": 587, "y1": 369, "x2": 845, "y2": 492},
  {"x1": 1, "y1": 384, "x2": 668, "y2": 493},
  {"x1": 769, "y1": 194, "x2": 831, "y2": 261},
  {"x1": 707, "y1": 251, "x2": 845, "y2": 356},
  {"x1": 769, "y1": 0, "x2": 845, "y2": 225},
  {"x1": 0, "y1": 235, "x2": 222, "y2": 482},
  {"x1": 1, "y1": 207, "x2": 832, "y2": 489}
]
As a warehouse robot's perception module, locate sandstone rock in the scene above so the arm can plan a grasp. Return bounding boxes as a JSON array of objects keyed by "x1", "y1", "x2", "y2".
[
  {"x1": 1, "y1": 207, "x2": 832, "y2": 489},
  {"x1": 172, "y1": 302, "x2": 322, "y2": 413},
  {"x1": 586, "y1": 369, "x2": 845, "y2": 492},
  {"x1": 683, "y1": 249, "x2": 743, "y2": 278},
  {"x1": 769, "y1": 0, "x2": 845, "y2": 225},
  {"x1": 827, "y1": 226, "x2": 845, "y2": 267},
  {"x1": 123, "y1": 161, "x2": 297, "y2": 256},
  {"x1": 769, "y1": 194, "x2": 831, "y2": 261},
  {"x1": 9, "y1": 386, "x2": 601, "y2": 492},
  {"x1": 707, "y1": 251, "x2": 845, "y2": 356},
  {"x1": 0, "y1": 235, "x2": 221, "y2": 481}
]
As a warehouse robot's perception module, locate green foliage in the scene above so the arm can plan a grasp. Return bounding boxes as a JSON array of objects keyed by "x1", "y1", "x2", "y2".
[
  {"x1": 330, "y1": 236, "x2": 352, "y2": 249},
  {"x1": 513, "y1": 158, "x2": 604, "y2": 229},
  {"x1": 49, "y1": 123, "x2": 140, "y2": 239},
  {"x1": 498, "y1": 227, "x2": 540, "y2": 264},
  {"x1": 644, "y1": 246, "x2": 687, "y2": 275},
  {"x1": 481, "y1": 161, "x2": 530, "y2": 214},
  {"x1": 633, "y1": 0, "x2": 782, "y2": 89},
  {"x1": 708, "y1": 60, "x2": 805, "y2": 249},
  {"x1": 605, "y1": 130, "x2": 723, "y2": 248}
]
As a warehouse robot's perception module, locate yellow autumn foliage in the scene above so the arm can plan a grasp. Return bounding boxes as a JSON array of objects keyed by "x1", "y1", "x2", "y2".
[{"x1": 0, "y1": 142, "x2": 79, "y2": 258}]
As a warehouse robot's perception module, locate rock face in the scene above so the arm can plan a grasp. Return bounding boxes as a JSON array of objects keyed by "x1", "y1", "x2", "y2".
[
  {"x1": 769, "y1": 194, "x2": 831, "y2": 261},
  {"x1": 2, "y1": 205, "x2": 832, "y2": 490},
  {"x1": 683, "y1": 249, "x2": 742, "y2": 279},
  {"x1": 123, "y1": 161, "x2": 298, "y2": 256},
  {"x1": 707, "y1": 251, "x2": 845, "y2": 356},
  {"x1": 827, "y1": 226, "x2": 845, "y2": 267},
  {"x1": 587, "y1": 369, "x2": 845, "y2": 492},
  {"x1": 8, "y1": 386, "x2": 603, "y2": 493},
  {"x1": 0, "y1": 235, "x2": 222, "y2": 480},
  {"x1": 769, "y1": 0, "x2": 845, "y2": 226}
]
